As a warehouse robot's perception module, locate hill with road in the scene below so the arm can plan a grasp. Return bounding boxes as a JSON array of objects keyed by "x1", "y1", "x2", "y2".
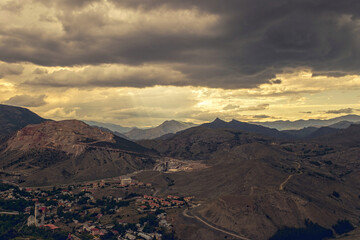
[{"x1": 136, "y1": 125, "x2": 360, "y2": 240}]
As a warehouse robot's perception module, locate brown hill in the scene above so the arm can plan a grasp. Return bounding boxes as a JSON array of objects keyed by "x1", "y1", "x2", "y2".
[
  {"x1": 0, "y1": 120, "x2": 155, "y2": 186},
  {"x1": 138, "y1": 126, "x2": 270, "y2": 161},
  {"x1": 135, "y1": 127, "x2": 360, "y2": 240},
  {"x1": 317, "y1": 124, "x2": 360, "y2": 147}
]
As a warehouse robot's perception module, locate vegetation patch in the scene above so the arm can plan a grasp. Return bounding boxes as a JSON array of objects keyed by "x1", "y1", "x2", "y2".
[
  {"x1": 269, "y1": 220, "x2": 334, "y2": 240},
  {"x1": 332, "y1": 220, "x2": 354, "y2": 235}
]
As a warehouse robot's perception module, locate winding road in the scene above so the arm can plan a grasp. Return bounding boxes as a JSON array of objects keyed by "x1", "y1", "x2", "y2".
[
  {"x1": 279, "y1": 162, "x2": 302, "y2": 191},
  {"x1": 183, "y1": 208, "x2": 251, "y2": 240}
]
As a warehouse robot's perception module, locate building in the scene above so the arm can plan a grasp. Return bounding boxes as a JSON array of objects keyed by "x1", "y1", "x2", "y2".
[
  {"x1": 27, "y1": 215, "x2": 37, "y2": 226},
  {"x1": 121, "y1": 177, "x2": 132, "y2": 186}
]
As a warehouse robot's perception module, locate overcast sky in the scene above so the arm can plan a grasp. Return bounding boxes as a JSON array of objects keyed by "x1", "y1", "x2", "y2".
[{"x1": 1, "y1": 0, "x2": 360, "y2": 127}]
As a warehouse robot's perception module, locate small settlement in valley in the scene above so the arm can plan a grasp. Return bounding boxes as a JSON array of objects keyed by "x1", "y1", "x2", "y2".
[{"x1": 0, "y1": 175, "x2": 196, "y2": 240}]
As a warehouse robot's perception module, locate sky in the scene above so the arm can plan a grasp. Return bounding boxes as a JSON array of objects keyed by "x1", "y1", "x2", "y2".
[{"x1": 1, "y1": 0, "x2": 360, "y2": 127}]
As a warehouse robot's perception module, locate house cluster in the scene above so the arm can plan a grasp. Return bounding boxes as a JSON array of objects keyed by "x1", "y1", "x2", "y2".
[
  {"x1": 0, "y1": 182, "x2": 180, "y2": 239},
  {"x1": 138, "y1": 194, "x2": 194, "y2": 212}
]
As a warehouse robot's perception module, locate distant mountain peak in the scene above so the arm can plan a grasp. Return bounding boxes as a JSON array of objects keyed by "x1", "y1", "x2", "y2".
[
  {"x1": 124, "y1": 120, "x2": 197, "y2": 140},
  {"x1": 163, "y1": 120, "x2": 177, "y2": 124},
  {"x1": 253, "y1": 114, "x2": 360, "y2": 130},
  {"x1": 212, "y1": 117, "x2": 226, "y2": 123},
  {"x1": 202, "y1": 118, "x2": 292, "y2": 139},
  {"x1": 83, "y1": 120, "x2": 133, "y2": 133}
]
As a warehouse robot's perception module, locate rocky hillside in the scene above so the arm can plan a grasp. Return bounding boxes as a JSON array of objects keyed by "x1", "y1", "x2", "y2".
[{"x1": 0, "y1": 120, "x2": 155, "y2": 186}]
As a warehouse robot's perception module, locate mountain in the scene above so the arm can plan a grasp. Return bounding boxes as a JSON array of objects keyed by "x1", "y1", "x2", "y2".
[
  {"x1": 306, "y1": 126, "x2": 340, "y2": 139},
  {"x1": 328, "y1": 120, "x2": 360, "y2": 129},
  {"x1": 91, "y1": 125, "x2": 130, "y2": 140},
  {"x1": 282, "y1": 127, "x2": 319, "y2": 139},
  {"x1": 200, "y1": 118, "x2": 293, "y2": 139},
  {"x1": 253, "y1": 114, "x2": 360, "y2": 130},
  {"x1": 124, "y1": 120, "x2": 197, "y2": 140},
  {"x1": 136, "y1": 125, "x2": 360, "y2": 240},
  {"x1": 0, "y1": 120, "x2": 155, "y2": 186},
  {"x1": 0, "y1": 104, "x2": 46, "y2": 137},
  {"x1": 282, "y1": 126, "x2": 341, "y2": 140},
  {"x1": 139, "y1": 126, "x2": 270, "y2": 160},
  {"x1": 84, "y1": 120, "x2": 133, "y2": 133},
  {"x1": 318, "y1": 124, "x2": 360, "y2": 147}
]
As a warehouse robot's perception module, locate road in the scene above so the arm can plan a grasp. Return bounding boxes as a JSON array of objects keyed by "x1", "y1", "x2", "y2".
[
  {"x1": 153, "y1": 188, "x2": 159, "y2": 197},
  {"x1": 0, "y1": 211, "x2": 19, "y2": 215},
  {"x1": 183, "y1": 208, "x2": 251, "y2": 240},
  {"x1": 279, "y1": 162, "x2": 302, "y2": 191}
]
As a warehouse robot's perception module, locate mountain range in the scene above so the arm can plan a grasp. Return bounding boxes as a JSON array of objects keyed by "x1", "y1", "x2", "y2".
[
  {"x1": 123, "y1": 120, "x2": 197, "y2": 140},
  {"x1": 0, "y1": 104, "x2": 359, "y2": 239},
  {"x1": 253, "y1": 114, "x2": 360, "y2": 130},
  {"x1": 83, "y1": 120, "x2": 133, "y2": 133},
  {"x1": 136, "y1": 122, "x2": 360, "y2": 240},
  {"x1": 81, "y1": 115, "x2": 360, "y2": 141}
]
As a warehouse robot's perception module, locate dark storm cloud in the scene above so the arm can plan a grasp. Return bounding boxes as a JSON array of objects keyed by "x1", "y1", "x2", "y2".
[
  {"x1": 1, "y1": 0, "x2": 360, "y2": 88},
  {"x1": 325, "y1": 108, "x2": 354, "y2": 114},
  {"x1": 35, "y1": 0, "x2": 98, "y2": 10},
  {"x1": 3, "y1": 94, "x2": 47, "y2": 107},
  {"x1": 24, "y1": 66, "x2": 188, "y2": 88}
]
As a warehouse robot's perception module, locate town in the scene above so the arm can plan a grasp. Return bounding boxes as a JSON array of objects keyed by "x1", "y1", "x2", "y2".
[{"x1": 0, "y1": 176, "x2": 195, "y2": 240}]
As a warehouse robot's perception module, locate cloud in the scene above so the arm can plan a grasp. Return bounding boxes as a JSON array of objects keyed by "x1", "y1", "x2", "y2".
[
  {"x1": 0, "y1": 0, "x2": 24, "y2": 12},
  {"x1": 33, "y1": 68, "x2": 48, "y2": 75},
  {"x1": 252, "y1": 114, "x2": 271, "y2": 119},
  {"x1": 3, "y1": 94, "x2": 47, "y2": 107},
  {"x1": 270, "y1": 79, "x2": 282, "y2": 84},
  {"x1": 0, "y1": 0, "x2": 359, "y2": 89},
  {"x1": 222, "y1": 103, "x2": 269, "y2": 111},
  {"x1": 223, "y1": 104, "x2": 239, "y2": 110},
  {"x1": 325, "y1": 108, "x2": 354, "y2": 114},
  {"x1": 0, "y1": 63, "x2": 24, "y2": 78},
  {"x1": 245, "y1": 104, "x2": 270, "y2": 111},
  {"x1": 25, "y1": 64, "x2": 188, "y2": 88}
]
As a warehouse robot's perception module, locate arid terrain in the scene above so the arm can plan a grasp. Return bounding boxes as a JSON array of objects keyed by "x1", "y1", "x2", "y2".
[{"x1": 0, "y1": 105, "x2": 359, "y2": 240}]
